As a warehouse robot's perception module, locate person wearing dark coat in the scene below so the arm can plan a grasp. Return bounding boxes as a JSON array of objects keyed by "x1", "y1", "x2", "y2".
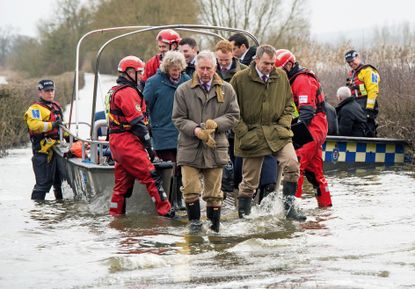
[
  {"x1": 228, "y1": 33, "x2": 257, "y2": 66},
  {"x1": 179, "y1": 37, "x2": 198, "y2": 78},
  {"x1": 336, "y1": 86, "x2": 369, "y2": 137},
  {"x1": 144, "y1": 51, "x2": 191, "y2": 210},
  {"x1": 324, "y1": 101, "x2": 339, "y2": 135}
]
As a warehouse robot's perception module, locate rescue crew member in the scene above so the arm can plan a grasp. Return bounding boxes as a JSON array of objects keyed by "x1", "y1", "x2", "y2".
[
  {"x1": 143, "y1": 51, "x2": 190, "y2": 210},
  {"x1": 142, "y1": 29, "x2": 181, "y2": 82},
  {"x1": 172, "y1": 50, "x2": 240, "y2": 233},
  {"x1": 275, "y1": 49, "x2": 332, "y2": 208},
  {"x1": 345, "y1": 49, "x2": 380, "y2": 137},
  {"x1": 231, "y1": 45, "x2": 305, "y2": 221},
  {"x1": 106, "y1": 55, "x2": 174, "y2": 218},
  {"x1": 24, "y1": 79, "x2": 64, "y2": 200}
]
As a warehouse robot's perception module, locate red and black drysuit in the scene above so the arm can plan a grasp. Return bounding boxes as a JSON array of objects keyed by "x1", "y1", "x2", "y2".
[
  {"x1": 288, "y1": 64, "x2": 332, "y2": 207},
  {"x1": 107, "y1": 76, "x2": 172, "y2": 216}
]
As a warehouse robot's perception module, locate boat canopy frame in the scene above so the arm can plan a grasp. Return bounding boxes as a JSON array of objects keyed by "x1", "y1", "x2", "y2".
[{"x1": 67, "y1": 24, "x2": 259, "y2": 164}]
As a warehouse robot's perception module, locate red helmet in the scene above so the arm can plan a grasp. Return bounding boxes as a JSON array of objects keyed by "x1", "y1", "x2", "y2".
[
  {"x1": 275, "y1": 49, "x2": 296, "y2": 68},
  {"x1": 156, "y1": 29, "x2": 181, "y2": 45},
  {"x1": 117, "y1": 56, "x2": 145, "y2": 73}
]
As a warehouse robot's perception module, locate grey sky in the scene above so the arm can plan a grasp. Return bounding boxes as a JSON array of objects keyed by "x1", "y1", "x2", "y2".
[{"x1": 1, "y1": 0, "x2": 415, "y2": 38}]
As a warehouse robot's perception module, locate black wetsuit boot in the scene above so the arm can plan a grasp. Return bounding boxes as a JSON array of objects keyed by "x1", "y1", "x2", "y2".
[
  {"x1": 186, "y1": 199, "x2": 202, "y2": 233},
  {"x1": 53, "y1": 188, "x2": 63, "y2": 200},
  {"x1": 282, "y1": 181, "x2": 306, "y2": 222},
  {"x1": 238, "y1": 196, "x2": 252, "y2": 218},
  {"x1": 206, "y1": 206, "x2": 221, "y2": 232},
  {"x1": 31, "y1": 190, "x2": 46, "y2": 200},
  {"x1": 258, "y1": 183, "x2": 276, "y2": 204}
]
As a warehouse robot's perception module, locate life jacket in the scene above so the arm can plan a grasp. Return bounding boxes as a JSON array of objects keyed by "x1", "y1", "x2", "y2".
[
  {"x1": 289, "y1": 68, "x2": 326, "y2": 114},
  {"x1": 28, "y1": 100, "x2": 63, "y2": 141},
  {"x1": 348, "y1": 64, "x2": 379, "y2": 98},
  {"x1": 27, "y1": 100, "x2": 63, "y2": 154},
  {"x1": 104, "y1": 84, "x2": 146, "y2": 134}
]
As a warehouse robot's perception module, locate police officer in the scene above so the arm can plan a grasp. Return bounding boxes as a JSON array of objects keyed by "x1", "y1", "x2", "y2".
[
  {"x1": 24, "y1": 80, "x2": 64, "y2": 200},
  {"x1": 345, "y1": 50, "x2": 380, "y2": 137}
]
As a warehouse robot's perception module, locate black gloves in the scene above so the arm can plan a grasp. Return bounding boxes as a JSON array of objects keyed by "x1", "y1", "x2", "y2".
[
  {"x1": 52, "y1": 120, "x2": 62, "y2": 129},
  {"x1": 143, "y1": 137, "x2": 155, "y2": 162},
  {"x1": 366, "y1": 109, "x2": 377, "y2": 120},
  {"x1": 298, "y1": 106, "x2": 315, "y2": 126}
]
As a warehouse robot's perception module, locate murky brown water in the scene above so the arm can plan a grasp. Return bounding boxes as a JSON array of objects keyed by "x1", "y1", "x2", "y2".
[{"x1": 1, "y1": 146, "x2": 414, "y2": 289}]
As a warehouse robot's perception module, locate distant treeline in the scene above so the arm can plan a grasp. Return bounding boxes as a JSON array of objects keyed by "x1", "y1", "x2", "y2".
[{"x1": 0, "y1": 0, "x2": 415, "y2": 156}]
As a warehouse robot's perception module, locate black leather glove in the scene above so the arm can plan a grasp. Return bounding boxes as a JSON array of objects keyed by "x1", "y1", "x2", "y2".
[
  {"x1": 298, "y1": 106, "x2": 315, "y2": 126},
  {"x1": 52, "y1": 120, "x2": 62, "y2": 129},
  {"x1": 143, "y1": 139, "x2": 155, "y2": 162},
  {"x1": 366, "y1": 109, "x2": 377, "y2": 120}
]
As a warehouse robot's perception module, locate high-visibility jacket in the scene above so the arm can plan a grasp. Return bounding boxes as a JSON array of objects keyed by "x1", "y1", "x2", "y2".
[
  {"x1": 24, "y1": 99, "x2": 63, "y2": 155},
  {"x1": 348, "y1": 64, "x2": 380, "y2": 110}
]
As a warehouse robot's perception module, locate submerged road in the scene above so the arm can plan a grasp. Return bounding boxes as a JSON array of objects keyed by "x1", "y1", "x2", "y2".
[{"x1": 0, "y1": 146, "x2": 414, "y2": 288}]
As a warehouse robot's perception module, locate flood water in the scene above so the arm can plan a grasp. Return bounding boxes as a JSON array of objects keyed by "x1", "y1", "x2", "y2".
[{"x1": 1, "y1": 146, "x2": 414, "y2": 289}]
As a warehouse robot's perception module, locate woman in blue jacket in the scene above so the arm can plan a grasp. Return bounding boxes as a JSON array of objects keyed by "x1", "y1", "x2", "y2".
[{"x1": 144, "y1": 51, "x2": 190, "y2": 210}]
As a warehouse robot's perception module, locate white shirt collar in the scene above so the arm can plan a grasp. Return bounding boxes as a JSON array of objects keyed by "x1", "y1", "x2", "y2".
[{"x1": 255, "y1": 66, "x2": 269, "y2": 80}]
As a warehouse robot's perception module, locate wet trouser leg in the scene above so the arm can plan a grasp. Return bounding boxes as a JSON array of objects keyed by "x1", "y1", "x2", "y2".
[
  {"x1": 238, "y1": 156, "x2": 263, "y2": 217},
  {"x1": 156, "y1": 149, "x2": 185, "y2": 211},
  {"x1": 296, "y1": 141, "x2": 332, "y2": 207},
  {"x1": 110, "y1": 162, "x2": 135, "y2": 216},
  {"x1": 258, "y1": 155, "x2": 277, "y2": 204},
  {"x1": 110, "y1": 135, "x2": 172, "y2": 216},
  {"x1": 31, "y1": 153, "x2": 53, "y2": 200},
  {"x1": 51, "y1": 154, "x2": 63, "y2": 200},
  {"x1": 273, "y1": 143, "x2": 306, "y2": 221},
  {"x1": 181, "y1": 166, "x2": 203, "y2": 232},
  {"x1": 306, "y1": 149, "x2": 332, "y2": 207}
]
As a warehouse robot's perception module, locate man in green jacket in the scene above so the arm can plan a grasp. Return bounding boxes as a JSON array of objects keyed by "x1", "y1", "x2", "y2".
[{"x1": 230, "y1": 44, "x2": 306, "y2": 221}]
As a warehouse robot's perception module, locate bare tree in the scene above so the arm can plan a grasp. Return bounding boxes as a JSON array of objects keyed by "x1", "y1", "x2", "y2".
[
  {"x1": 198, "y1": 0, "x2": 310, "y2": 45},
  {"x1": 0, "y1": 26, "x2": 16, "y2": 67}
]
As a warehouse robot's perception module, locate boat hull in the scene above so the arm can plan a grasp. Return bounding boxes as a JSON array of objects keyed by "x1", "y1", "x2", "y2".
[
  {"x1": 323, "y1": 136, "x2": 410, "y2": 166},
  {"x1": 54, "y1": 145, "x2": 173, "y2": 214}
]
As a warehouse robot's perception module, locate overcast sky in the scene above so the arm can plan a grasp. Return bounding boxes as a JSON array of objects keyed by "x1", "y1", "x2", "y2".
[{"x1": 1, "y1": 0, "x2": 415, "y2": 38}]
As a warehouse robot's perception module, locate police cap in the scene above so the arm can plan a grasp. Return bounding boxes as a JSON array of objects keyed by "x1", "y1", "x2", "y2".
[
  {"x1": 37, "y1": 79, "x2": 55, "y2": 91},
  {"x1": 344, "y1": 50, "x2": 358, "y2": 62}
]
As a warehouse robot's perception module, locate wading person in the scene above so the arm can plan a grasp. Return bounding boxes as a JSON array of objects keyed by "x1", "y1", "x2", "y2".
[
  {"x1": 275, "y1": 49, "x2": 332, "y2": 208},
  {"x1": 215, "y1": 39, "x2": 277, "y2": 204},
  {"x1": 231, "y1": 45, "x2": 305, "y2": 221},
  {"x1": 172, "y1": 50, "x2": 240, "y2": 233},
  {"x1": 144, "y1": 51, "x2": 190, "y2": 210},
  {"x1": 106, "y1": 56, "x2": 174, "y2": 218},
  {"x1": 142, "y1": 29, "x2": 181, "y2": 82},
  {"x1": 24, "y1": 80, "x2": 64, "y2": 200},
  {"x1": 345, "y1": 49, "x2": 380, "y2": 137}
]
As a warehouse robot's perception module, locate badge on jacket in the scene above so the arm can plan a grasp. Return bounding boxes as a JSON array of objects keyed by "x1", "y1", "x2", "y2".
[
  {"x1": 135, "y1": 104, "x2": 141, "y2": 112},
  {"x1": 31, "y1": 109, "x2": 41, "y2": 119},
  {"x1": 298, "y1": 95, "x2": 308, "y2": 104},
  {"x1": 371, "y1": 72, "x2": 379, "y2": 84}
]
